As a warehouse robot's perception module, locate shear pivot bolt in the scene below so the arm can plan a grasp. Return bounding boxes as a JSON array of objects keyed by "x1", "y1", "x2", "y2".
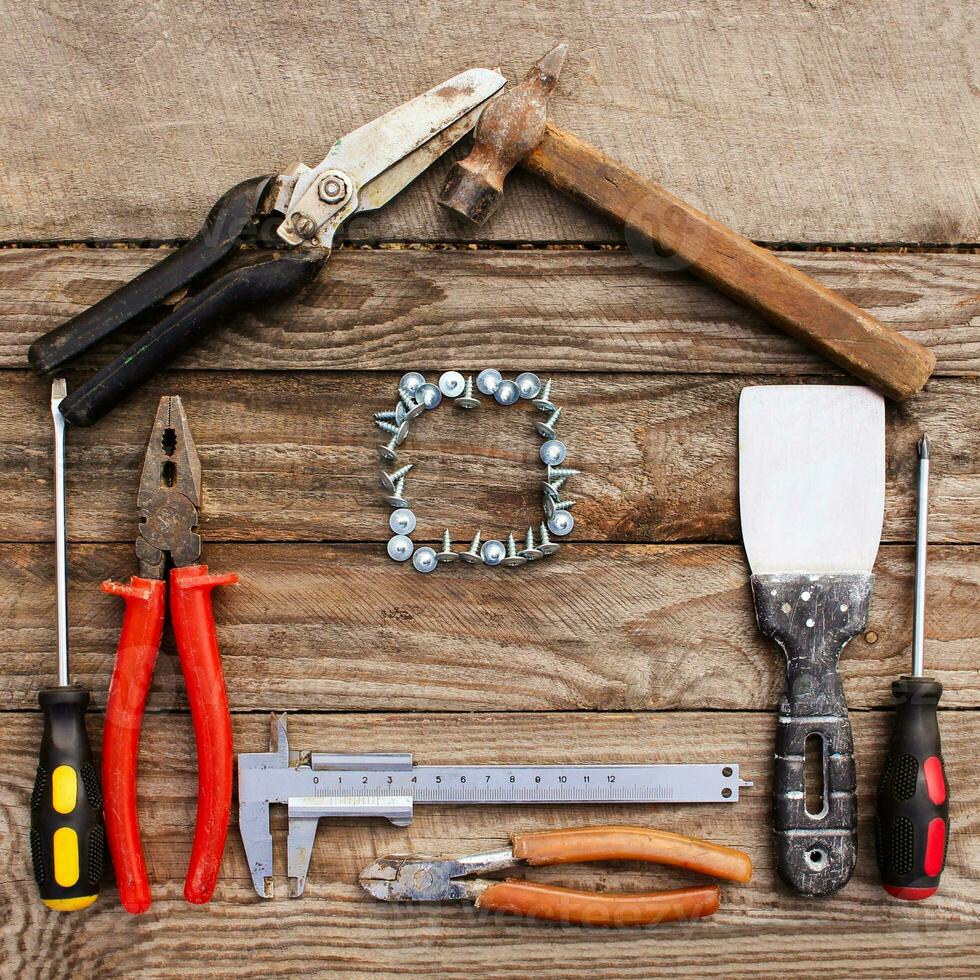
[
  {"x1": 291, "y1": 213, "x2": 318, "y2": 238},
  {"x1": 319, "y1": 175, "x2": 349, "y2": 204},
  {"x1": 413, "y1": 547, "x2": 438, "y2": 573},
  {"x1": 387, "y1": 534, "x2": 414, "y2": 561}
]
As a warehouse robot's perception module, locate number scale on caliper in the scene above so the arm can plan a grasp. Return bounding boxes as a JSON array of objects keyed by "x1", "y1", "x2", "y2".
[{"x1": 239, "y1": 715, "x2": 752, "y2": 898}]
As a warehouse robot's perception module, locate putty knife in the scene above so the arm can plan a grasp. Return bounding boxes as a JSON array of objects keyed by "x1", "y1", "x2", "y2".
[{"x1": 739, "y1": 385, "x2": 885, "y2": 896}]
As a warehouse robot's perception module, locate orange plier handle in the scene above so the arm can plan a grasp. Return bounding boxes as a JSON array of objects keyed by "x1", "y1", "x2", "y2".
[{"x1": 101, "y1": 564, "x2": 237, "y2": 914}]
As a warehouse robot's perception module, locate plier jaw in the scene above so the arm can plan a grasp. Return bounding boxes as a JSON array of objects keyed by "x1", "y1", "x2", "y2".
[{"x1": 359, "y1": 849, "x2": 517, "y2": 903}]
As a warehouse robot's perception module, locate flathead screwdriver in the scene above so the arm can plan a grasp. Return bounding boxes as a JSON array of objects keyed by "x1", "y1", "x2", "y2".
[
  {"x1": 30, "y1": 380, "x2": 106, "y2": 910},
  {"x1": 875, "y1": 435, "x2": 950, "y2": 899}
]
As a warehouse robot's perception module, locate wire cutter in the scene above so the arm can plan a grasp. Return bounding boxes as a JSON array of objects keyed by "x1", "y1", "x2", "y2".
[
  {"x1": 100, "y1": 395, "x2": 237, "y2": 914},
  {"x1": 28, "y1": 68, "x2": 506, "y2": 427},
  {"x1": 360, "y1": 825, "x2": 752, "y2": 928}
]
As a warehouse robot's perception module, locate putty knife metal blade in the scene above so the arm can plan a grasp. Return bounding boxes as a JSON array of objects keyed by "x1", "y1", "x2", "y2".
[{"x1": 738, "y1": 384, "x2": 885, "y2": 897}]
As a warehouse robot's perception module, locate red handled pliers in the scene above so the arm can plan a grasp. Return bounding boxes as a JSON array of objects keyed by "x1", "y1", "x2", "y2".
[{"x1": 101, "y1": 396, "x2": 236, "y2": 914}]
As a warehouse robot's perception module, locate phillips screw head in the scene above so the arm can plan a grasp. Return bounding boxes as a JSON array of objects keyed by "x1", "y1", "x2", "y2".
[
  {"x1": 540, "y1": 439, "x2": 568, "y2": 465},
  {"x1": 400, "y1": 372, "x2": 426, "y2": 396},
  {"x1": 389, "y1": 508, "x2": 417, "y2": 535},
  {"x1": 387, "y1": 534, "x2": 415, "y2": 561},
  {"x1": 436, "y1": 529, "x2": 459, "y2": 563},
  {"x1": 502, "y1": 533, "x2": 527, "y2": 567},
  {"x1": 476, "y1": 368, "x2": 502, "y2": 395},
  {"x1": 515, "y1": 372, "x2": 542, "y2": 399},
  {"x1": 439, "y1": 371, "x2": 466, "y2": 397},
  {"x1": 413, "y1": 546, "x2": 438, "y2": 573},
  {"x1": 520, "y1": 527, "x2": 544, "y2": 561},
  {"x1": 538, "y1": 522, "x2": 560, "y2": 555},
  {"x1": 547, "y1": 511, "x2": 575, "y2": 536},
  {"x1": 494, "y1": 380, "x2": 520, "y2": 405},
  {"x1": 417, "y1": 383, "x2": 443, "y2": 410},
  {"x1": 454, "y1": 376, "x2": 481, "y2": 410},
  {"x1": 532, "y1": 379, "x2": 556, "y2": 413},
  {"x1": 481, "y1": 539, "x2": 506, "y2": 566},
  {"x1": 460, "y1": 531, "x2": 483, "y2": 563}
]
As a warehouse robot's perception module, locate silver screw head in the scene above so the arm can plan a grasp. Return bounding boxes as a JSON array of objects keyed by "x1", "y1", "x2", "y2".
[
  {"x1": 540, "y1": 439, "x2": 568, "y2": 465},
  {"x1": 494, "y1": 380, "x2": 520, "y2": 405},
  {"x1": 502, "y1": 533, "x2": 527, "y2": 567},
  {"x1": 394, "y1": 400, "x2": 408, "y2": 424},
  {"x1": 318, "y1": 173, "x2": 349, "y2": 204},
  {"x1": 532, "y1": 380, "x2": 555, "y2": 413},
  {"x1": 291, "y1": 212, "x2": 318, "y2": 238},
  {"x1": 378, "y1": 440, "x2": 399, "y2": 462},
  {"x1": 542, "y1": 481, "x2": 561, "y2": 503},
  {"x1": 437, "y1": 529, "x2": 458, "y2": 563},
  {"x1": 476, "y1": 368, "x2": 502, "y2": 395},
  {"x1": 515, "y1": 372, "x2": 542, "y2": 399},
  {"x1": 481, "y1": 539, "x2": 506, "y2": 565},
  {"x1": 397, "y1": 387, "x2": 425, "y2": 420},
  {"x1": 417, "y1": 383, "x2": 443, "y2": 410},
  {"x1": 460, "y1": 532, "x2": 483, "y2": 563},
  {"x1": 548, "y1": 511, "x2": 575, "y2": 536},
  {"x1": 400, "y1": 372, "x2": 426, "y2": 396},
  {"x1": 387, "y1": 534, "x2": 415, "y2": 561},
  {"x1": 389, "y1": 508, "x2": 416, "y2": 534},
  {"x1": 413, "y1": 546, "x2": 438, "y2": 573},
  {"x1": 438, "y1": 371, "x2": 466, "y2": 397},
  {"x1": 538, "y1": 523, "x2": 560, "y2": 555},
  {"x1": 455, "y1": 376, "x2": 481, "y2": 410},
  {"x1": 521, "y1": 527, "x2": 544, "y2": 561}
]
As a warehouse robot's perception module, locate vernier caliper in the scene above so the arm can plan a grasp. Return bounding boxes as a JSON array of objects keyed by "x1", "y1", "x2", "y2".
[{"x1": 238, "y1": 715, "x2": 752, "y2": 898}]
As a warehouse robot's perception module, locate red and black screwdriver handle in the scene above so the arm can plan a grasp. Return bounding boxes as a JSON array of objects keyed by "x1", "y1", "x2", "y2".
[
  {"x1": 875, "y1": 676, "x2": 949, "y2": 899},
  {"x1": 102, "y1": 565, "x2": 236, "y2": 914},
  {"x1": 28, "y1": 175, "x2": 326, "y2": 427}
]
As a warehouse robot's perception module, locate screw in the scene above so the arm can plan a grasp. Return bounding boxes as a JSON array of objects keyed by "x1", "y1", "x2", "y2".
[
  {"x1": 378, "y1": 435, "x2": 399, "y2": 462},
  {"x1": 397, "y1": 386, "x2": 425, "y2": 421},
  {"x1": 534, "y1": 407, "x2": 562, "y2": 439},
  {"x1": 460, "y1": 532, "x2": 483, "y2": 563},
  {"x1": 380, "y1": 463, "x2": 413, "y2": 493},
  {"x1": 439, "y1": 371, "x2": 466, "y2": 397},
  {"x1": 389, "y1": 508, "x2": 416, "y2": 535},
  {"x1": 454, "y1": 376, "x2": 481, "y2": 410},
  {"x1": 476, "y1": 368, "x2": 502, "y2": 395},
  {"x1": 542, "y1": 476, "x2": 567, "y2": 501},
  {"x1": 291, "y1": 213, "x2": 317, "y2": 238},
  {"x1": 494, "y1": 380, "x2": 520, "y2": 405},
  {"x1": 481, "y1": 539, "x2": 506, "y2": 566},
  {"x1": 400, "y1": 372, "x2": 426, "y2": 396},
  {"x1": 387, "y1": 534, "x2": 414, "y2": 561},
  {"x1": 417, "y1": 382, "x2": 443, "y2": 410},
  {"x1": 538, "y1": 523, "x2": 560, "y2": 555},
  {"x1": 383, "y1": 476, "x2": 410, "y2": 508},
  {"x1": 318, "y1": 174, "x2": 349, "y2": 204},
  {"x1": 374, "y1": 410, "x2": 397, "y2": 422},
  {"x1": 413, "y1": 547, "x2": 438, "y2": 573},
  {"x1": 502, "y1": 533, "x2": 527, "y2": 567},
  {"x1": 540, "y1": 439, "x2": 567, "y2": 465},
  {"x1": 545, "y1": 497, "x2": 576, "y2": 520},
  {"x1": 532, "y1": 379, "x2": 556, "y2": 413},
  {"x1": 437, "y1": 529, "x2": 459, "y2": 563},
  {"x1": 547, "y1": 465, "x2": 580, "y2": 480},
  {"x1": 376, "y1": 418, "x2": 409, "y2": 444},
  {"x1": 521, "y1": 527, "x2": 544, "y2": 561},
  {"x1": 548, "y1": 510, "x2": 575, "y2": 536},
  {"x1": 515, "y1": 372, "x2": 542, "y2": 399}
]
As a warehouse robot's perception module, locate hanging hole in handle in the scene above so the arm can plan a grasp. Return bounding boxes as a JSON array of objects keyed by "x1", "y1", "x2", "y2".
[
  {"x1": 805, "y1": 847, "x2": 828, "y2": 870},
  {"x1": 804, "y1": 732, "x2": 826, "y2": 817}
]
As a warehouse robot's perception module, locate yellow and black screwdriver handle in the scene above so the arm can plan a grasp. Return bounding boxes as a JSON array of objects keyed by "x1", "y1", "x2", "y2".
[{"x1": 30, "y1": 686, "x2": 105, "y2": 910}]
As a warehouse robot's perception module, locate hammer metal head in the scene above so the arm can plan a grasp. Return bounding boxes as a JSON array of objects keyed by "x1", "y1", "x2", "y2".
[{"x1": 439, "y1": 42, "x2": 567, "y2": 225}]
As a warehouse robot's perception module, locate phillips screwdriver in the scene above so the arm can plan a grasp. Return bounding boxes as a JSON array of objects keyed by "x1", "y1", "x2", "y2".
[
  {"x1": 875, "y1": 435, "x2": 950, "y2": 899},
  {"x1": 29, "y1": 380, "x2": 106, "y2": 910}
]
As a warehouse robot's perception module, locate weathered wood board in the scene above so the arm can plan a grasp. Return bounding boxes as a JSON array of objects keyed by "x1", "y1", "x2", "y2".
[
  {"x1": 0, "y1": 1, "x2": 977, "y2": 244},
  {"x1": 1, "y1": 712, "x2": 978, "y2": 978}
]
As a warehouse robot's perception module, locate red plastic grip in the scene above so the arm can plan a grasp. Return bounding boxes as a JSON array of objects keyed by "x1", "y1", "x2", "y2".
[
  {"x1": 101, "y1": 576, "x2": 167, "y2": 915},
  {"x1": 169, "y1": 564, "x2": 237, "y2": 905}
]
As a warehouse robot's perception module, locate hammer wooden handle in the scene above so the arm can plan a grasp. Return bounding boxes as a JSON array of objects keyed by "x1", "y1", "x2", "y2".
[{"x1": 524, "y1": 124, "x2": 935, "y2": 401}]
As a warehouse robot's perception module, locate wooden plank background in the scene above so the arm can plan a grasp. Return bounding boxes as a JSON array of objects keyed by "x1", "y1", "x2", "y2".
[{"x1": 0, "y1": 2, "x2": 977, "y2": 977}]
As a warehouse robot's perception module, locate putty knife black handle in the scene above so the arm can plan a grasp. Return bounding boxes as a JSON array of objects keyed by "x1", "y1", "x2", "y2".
[{"x1": 752, "y1": 572, "x2": 871, "y2": 897}]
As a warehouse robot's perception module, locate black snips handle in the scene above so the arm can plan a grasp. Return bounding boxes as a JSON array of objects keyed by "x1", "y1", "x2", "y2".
[{"x1": 58, "y1": 248, "x2": 323, "y2": 426}]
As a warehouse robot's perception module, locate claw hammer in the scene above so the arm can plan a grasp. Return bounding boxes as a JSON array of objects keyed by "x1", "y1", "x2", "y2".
[{"x1": 439, "y1": 43, "x2": 935, "y2": 402}]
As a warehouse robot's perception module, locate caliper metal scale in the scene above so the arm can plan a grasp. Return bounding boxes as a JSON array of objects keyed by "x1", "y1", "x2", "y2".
[{"x1": 239, "y1": 716, "x2": 752, "y2": 898}]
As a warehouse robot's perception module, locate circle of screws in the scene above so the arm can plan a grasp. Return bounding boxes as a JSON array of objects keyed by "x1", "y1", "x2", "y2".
[{"x1": 376, "y1": 371, "x2": 577, "y2": 571}]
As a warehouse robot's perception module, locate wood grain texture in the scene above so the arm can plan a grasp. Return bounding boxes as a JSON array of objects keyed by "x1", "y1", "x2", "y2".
[
  {"x1": 0, "y1": 1, "x2": 976, "y2": 244},
  {"x1": 1, "y1": 543, "x2": 977, "y2": 712},
  {"x1": 1, "y1": 712, "x2": 978, "y2": 977},
  {"x1": 2, "y1": 369, "x2": 978, "y2": 545},
  {"x1": 2, "y1": 248, "x2": 977, "y2": 375}
]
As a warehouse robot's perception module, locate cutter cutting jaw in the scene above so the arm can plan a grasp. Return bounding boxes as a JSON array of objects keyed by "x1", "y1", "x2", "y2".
[{"x1": 359, "y1": 850, "x2": 516, "y2": 902}]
